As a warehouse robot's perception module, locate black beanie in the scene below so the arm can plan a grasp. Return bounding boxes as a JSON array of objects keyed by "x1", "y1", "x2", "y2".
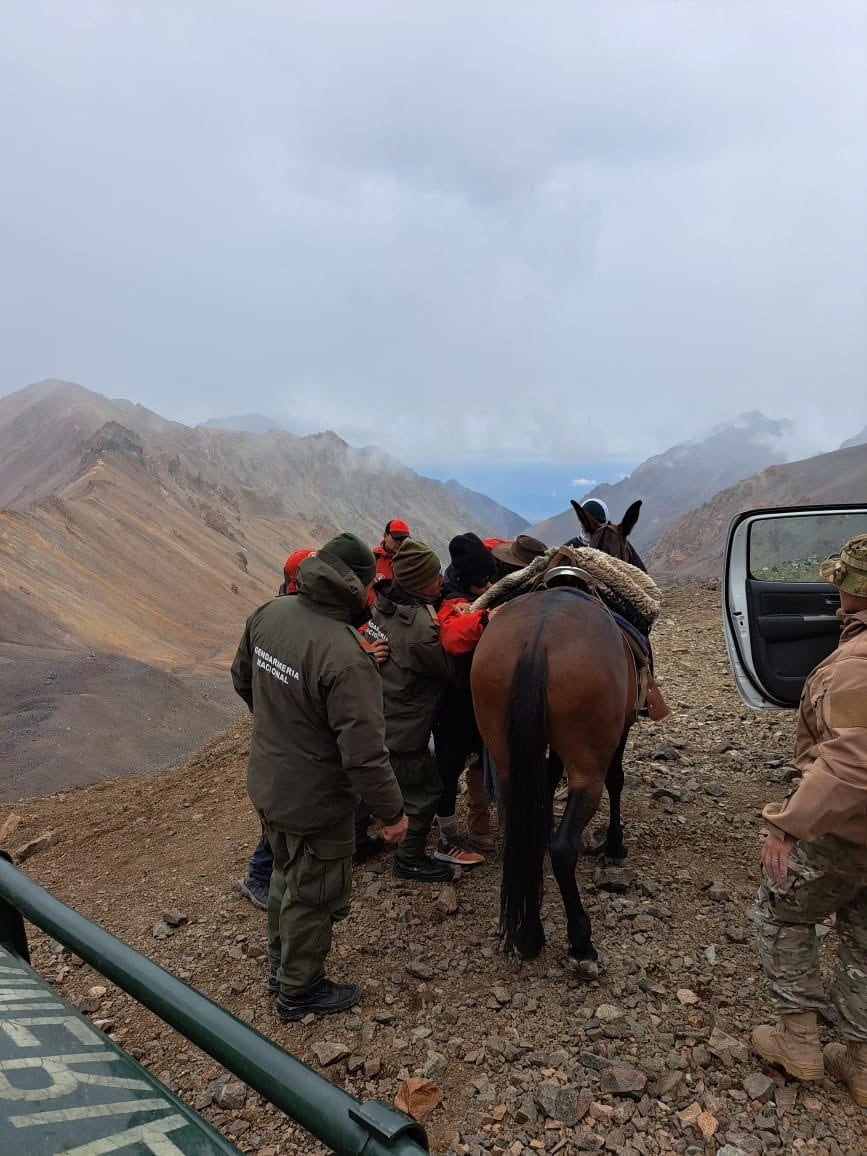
[
  {"x1": 320, "y1": 533, "x2": 376, "y2": 585},
  {"x1": 449, "y1": 533, "x2": 498, "y2": 587}
]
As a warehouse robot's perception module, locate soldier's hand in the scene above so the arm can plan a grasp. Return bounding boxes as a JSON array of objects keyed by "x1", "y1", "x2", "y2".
[
  {"x1": 762, "y1": 833, "x2": 793, "y2": 883},
  {"x1": 369, "y1": 639, "x2": 390, "y2": 664},
  {"x1": 381, "y1": 814, "x2": 409, "y2": 844}
]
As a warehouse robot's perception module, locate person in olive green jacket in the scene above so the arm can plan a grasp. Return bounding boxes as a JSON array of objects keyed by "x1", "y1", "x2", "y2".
[
  {"x1": 371, "y1": 540, "x2": 464, "y2": 883},
  {"x1": 231, "y1": 533, "x2": 407, "y2": 1022}
]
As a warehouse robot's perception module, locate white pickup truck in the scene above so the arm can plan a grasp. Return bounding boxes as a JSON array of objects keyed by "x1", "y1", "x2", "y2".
[{"x1": 723, "y1": 503, "x2": 867, "y2": 708}]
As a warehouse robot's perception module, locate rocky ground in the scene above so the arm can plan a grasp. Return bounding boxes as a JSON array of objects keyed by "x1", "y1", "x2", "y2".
[
  {"x1": 2, "y1": 583, "x2": 864, "y2": 1155},
  {"x1": 0, "y1": 646, "x2": 242, "y2": 800}
]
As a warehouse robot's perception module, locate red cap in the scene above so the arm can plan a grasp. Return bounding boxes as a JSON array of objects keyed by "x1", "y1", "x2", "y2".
[
  {"x1": 283, "y1": 548, "x2": 316, "y2": 585},
  {"x1": 385, "y1": 518, "x2": 411, "y2": 538}
]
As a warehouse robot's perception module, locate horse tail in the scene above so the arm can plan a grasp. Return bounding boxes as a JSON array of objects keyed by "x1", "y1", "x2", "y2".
[{"x1": 499, "y1": 645, "x2": 552, "y2": 958}]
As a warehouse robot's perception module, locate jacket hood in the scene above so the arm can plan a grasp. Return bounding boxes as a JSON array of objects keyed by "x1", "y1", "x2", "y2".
[{"x1": 296, "y1": 552, "x2": 370, "y2": 619}]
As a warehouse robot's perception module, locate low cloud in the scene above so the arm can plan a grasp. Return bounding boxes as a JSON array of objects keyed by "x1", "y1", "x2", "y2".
[{"x1": 1, "y1": 2, "x2": 864, "y2": 468}]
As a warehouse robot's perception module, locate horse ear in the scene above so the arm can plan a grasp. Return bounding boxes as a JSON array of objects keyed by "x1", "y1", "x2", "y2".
[
  {"x1": 571, "y1": 499, "x2": 599, "y2": 534},
  {"x1": 619, "y1": 500, "x2": 642, "y2": 537}
]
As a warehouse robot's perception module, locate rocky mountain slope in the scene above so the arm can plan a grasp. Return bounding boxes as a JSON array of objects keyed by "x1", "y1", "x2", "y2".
[
  {"x1": 0, "y1": 379, "x2": 517, "y2": 797},
  {"x1": 840, "y1": 425, "x2": 867, "y2": 450},
  {"x1": 6, "y1": 585, "x2": 864, "y2": 1154},
  {"x1": 528, "y1": 412, "x2": 804, "y2": 554},
  {"x1": 647, "y1": 443, "x2": 867, "y2": 582},
  {"x1": 0, "y1": 380, "x2": 511, "y2": 661},
  {"x1": 442, "y1": 479, "x2": 529, "y2": 539}
]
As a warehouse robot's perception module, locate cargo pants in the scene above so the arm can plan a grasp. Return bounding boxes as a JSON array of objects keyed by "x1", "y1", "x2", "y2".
[
  {"x1": 754, "y1": 834, "x2": 867, "y2": 1041},
  {"x1": 392, "y1": 749, "x2": 442, "y2": 862},
  {"x1": 262, "y1": 821, "x2": 352, "y2": 997}
]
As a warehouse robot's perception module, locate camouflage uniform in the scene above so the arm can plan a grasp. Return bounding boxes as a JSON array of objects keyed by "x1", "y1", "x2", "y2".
[
  {"x1": 754, "y1": 835, "x2": 867, "y2": 1040},
  {"x1": 755, "y1": 532, "x2": 867, "y2": 1043}
]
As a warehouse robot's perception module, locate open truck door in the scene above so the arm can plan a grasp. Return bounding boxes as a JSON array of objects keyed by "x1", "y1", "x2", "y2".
[{"x1": 723, "y1": 504, "x2": 867, "y2": 709}]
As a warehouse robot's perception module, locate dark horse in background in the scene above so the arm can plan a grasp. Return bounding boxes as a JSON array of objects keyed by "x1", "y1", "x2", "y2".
[
  {"x1": 471, "y1": 503, "x2": 649, "y2": 975},
  {"x1": 567, "y1": 498, "x2": 647, "y2": 571}
]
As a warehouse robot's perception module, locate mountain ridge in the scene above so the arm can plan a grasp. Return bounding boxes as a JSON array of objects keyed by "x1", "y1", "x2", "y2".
[
  {"x1": 647, "y1": 442, "x2": 867, "y2": 581},
  {"x1": 0, "y1": 380, "x2": 519, "y2": 666},
  {"x1": 527, "y1": 411, "x2": 830, "y2": 552}
]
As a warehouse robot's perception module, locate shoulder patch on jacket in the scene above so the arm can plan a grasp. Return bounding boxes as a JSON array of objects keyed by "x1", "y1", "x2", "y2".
[{"x1": 828, "y1": 688, "x2": 867, "y2": 729}]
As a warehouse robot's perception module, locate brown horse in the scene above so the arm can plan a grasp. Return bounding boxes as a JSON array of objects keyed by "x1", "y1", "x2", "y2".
[
  {"x1": 569, "y1": 499, "x2": 646, "y2": 571},
  {"x1": 471, "y1": 588, "x2": 638, "y2": 974}
]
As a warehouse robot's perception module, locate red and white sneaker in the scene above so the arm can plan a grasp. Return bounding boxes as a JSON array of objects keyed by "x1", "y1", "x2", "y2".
[{"x1": 433, "y1": 837, "x2": 485, "y2": 867}]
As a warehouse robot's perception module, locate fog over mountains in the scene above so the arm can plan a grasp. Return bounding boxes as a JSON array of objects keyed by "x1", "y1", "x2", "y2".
[
  {"x1": 527, "y1": 412, "x2": 866, "y2": 554},
  {"x1": 3, "y1": 385, "x2": 865, "y2": 645}
]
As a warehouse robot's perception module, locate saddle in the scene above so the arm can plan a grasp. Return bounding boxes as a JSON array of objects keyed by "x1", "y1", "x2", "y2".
[{"x1": 469, "y1": 545, "x2": 670, "y2": 721}]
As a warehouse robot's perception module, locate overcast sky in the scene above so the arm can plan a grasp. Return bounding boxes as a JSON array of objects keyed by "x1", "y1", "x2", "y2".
[{"x1": 2, "y1": 2, "x2": 865, "y2": 504}]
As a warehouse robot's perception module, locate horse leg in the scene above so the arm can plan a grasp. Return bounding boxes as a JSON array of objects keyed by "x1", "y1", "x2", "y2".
[
  {"x1": 549, "y1": 785, "x2": 604, "y2": 978},
  {"x1": 603, "y1": 735, "x2": 628, "y2": 864},
  {"x1": 547, "y1": 749, "x2": 564, "y2": 796}
]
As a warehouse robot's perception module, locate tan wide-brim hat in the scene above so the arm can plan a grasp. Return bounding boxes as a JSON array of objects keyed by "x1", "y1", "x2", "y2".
[
  {"x1": 819, "y1": 532, "x2": 867, "y2": 596},
  {"x1": 491, "y1": 534, "x2": 549, "y2": 568}
]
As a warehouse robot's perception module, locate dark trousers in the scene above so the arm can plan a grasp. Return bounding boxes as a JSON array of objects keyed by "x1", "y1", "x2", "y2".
[
  {"x1": 392, "y1": 749, "x2": 442, "y2": 861},
  {"x1": 433, "y1": 687, "x2": 482, "y2": 819},
  {"x1": 247, "y1": 829, "x2": 273, "y2": 884}
]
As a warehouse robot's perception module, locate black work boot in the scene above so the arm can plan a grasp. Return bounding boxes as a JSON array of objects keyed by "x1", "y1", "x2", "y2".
[
  {"x1": 276, "y1": 979, "x2": 361, "y2": 1022},
  {"x1": 267, "y1": 966, "x2": 279, "y2": 996},
  {"x1": 392, "y1": 855, "x2": 454, "y2": 883},
  {"x1": 353, "y1": 834, "x2": 387, "y2": 864}
]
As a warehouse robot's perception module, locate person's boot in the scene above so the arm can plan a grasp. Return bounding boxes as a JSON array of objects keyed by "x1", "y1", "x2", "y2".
[
  {"x1": 751, "y1": 1012, "x2": 824, "y2": 1080},
  {"x1": 465, "y1": 760, "x2": 494, "y2": 852},
  {"x1": 823, "y1": 1040, "x2": 867, "y2": 1107},
  {"x1": 353, "y1": 834, "x2": 386, "y2": 864},
  {"x1": 392, "y1": 854, "x2": 454, "y2": 883},
  {"x1": 235, "y1": 876, "x2": 269, "y2": 910},
  {"x1": 276, "y1": 978, "x2": 360, "y2": 1022}
]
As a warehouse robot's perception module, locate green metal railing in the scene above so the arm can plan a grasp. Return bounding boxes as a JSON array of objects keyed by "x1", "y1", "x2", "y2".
[{"x1": 0, "y1": 854, "x2": 428, "y2": 1155}]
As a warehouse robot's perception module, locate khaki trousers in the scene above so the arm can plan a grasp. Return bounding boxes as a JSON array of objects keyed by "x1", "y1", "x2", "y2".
[{"x1": 262, "y1": 821, "x2": 352, "y2": 997}]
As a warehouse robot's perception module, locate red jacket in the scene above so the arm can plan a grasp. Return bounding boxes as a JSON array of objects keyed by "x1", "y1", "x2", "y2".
[
  {"x1": 373, "y1": 544, "x2": 396, "y2": 583},
  {"x1": 437, "y1": 596, "x2": 487, "y2": 656}
]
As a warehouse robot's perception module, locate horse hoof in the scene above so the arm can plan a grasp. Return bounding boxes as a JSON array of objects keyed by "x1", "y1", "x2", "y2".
[
  {"x1": 604, "y1": 853, "x2": 627, "y2": 866},
  {"x1": 567, "y1": 956, "x2": 600, "y2": 980}
]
